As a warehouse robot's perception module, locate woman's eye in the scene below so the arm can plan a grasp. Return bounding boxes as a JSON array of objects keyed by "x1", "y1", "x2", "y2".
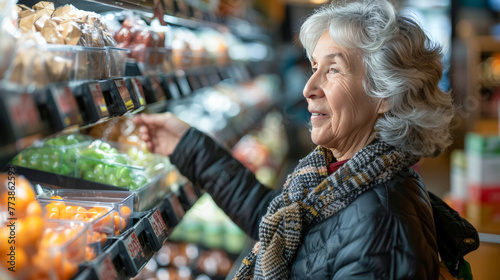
[{"x1": 328, "y1": 67, "x2": 339, "y2": 74}]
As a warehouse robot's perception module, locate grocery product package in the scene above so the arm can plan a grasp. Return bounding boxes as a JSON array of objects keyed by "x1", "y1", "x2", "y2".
[
  {"x1": 0, "y1": 173, "x2": 86, "y2": 280},
  {"x1": 0, "y1": 0, "x2": 18, "y2": 81},
  {"x1": 4, "y1": 1, "x2": 119, "y2": 87},
  {"x1": 466, "y1": 133, "x2": 500, "y2": 233},
  {"x1": 112, "y1": 13, "x2": 172, "y2": 74}
]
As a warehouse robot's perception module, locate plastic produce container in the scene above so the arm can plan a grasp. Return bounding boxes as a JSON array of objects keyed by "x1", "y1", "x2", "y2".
[
  {"x1": 74, "y1": 46, "x2": 106, "y2": 81},
  {"x1": 8, "y1": 45, "x2": 107, "y2": 88},
  {"x1": 75, "y1": 140, "x2": 173, "y2": 211},
  {"x1": 37, "y1": 189, "x2": 134, "y2": 236},
  {"x1": 7, "y1": 45, "x2": 75, "y2": 88},
  {"x1": 38, "y1": 199, "x2": 116, "y2": 262},
  {"x1": 105, "y1": 47, "x2": 129, "y2": 78},
  {"x1": 11, "y1": 133, "x2": 93, "y2": 176},
  {"x1": 133, "y1": 47, "x2": 173, "y2": 75},
  {"x1": 37, "y1": 220, "x2": 89, "y2": 280}
]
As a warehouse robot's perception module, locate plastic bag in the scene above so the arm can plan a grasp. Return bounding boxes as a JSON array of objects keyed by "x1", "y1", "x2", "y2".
[{"x1": 0, "y1": 0, "x2": 18, "y2": 80}]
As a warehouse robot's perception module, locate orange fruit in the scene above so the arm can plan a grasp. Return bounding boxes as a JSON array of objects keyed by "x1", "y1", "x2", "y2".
[
  {"x1": 113, "y1": 212, "x2": 121, "y2": 231},
  {"x1": 88, "y1": 231, "x2": 99, "y2": 244},
  {"x1": 53, "y1": 200, "x2": 66, "y2": 211},
  {"x1": 0, "y1": 176, "x2": 35, "y2": 217},
  {"x1": 51, "y1": 195, "x2": 63, "y2": 200},
  {"x1": 58, "y1": 259, "x2": 78, "y2": 280},
  {"x1": 63, "y1": 227, "x2": 79, "y2": 240},
  {"x1": 100, "y1": 233, "x2": 107, "y2": 247},
  {"x1": 0, "y1": 227, "x2": 10, "y2": 257},
  {"x1": 85, "y1": 246, "x2": 96, "y2": 261},
  {"x1": 120, "y1": 206, "x2": 132, "y2": 219},
  {"x1": 47, "y1": 211, "x2": 60, "y2": 219},
  {"x1": 72, "y1": 213, "x2": 86, "y2": 221},
  {"x1": 87, "y1": 208, "x2": 99, "y2": 217},
  {"x1": 59, "y1": 206, "x2": 78, "y2": 219},
  {"x1": 26, "y1": 201, "x2": 42, "y2": 217},
  {"x1": 75, "y1": 206, "x2": 88, "y2": 216},
  {"x1": 41, "y1": 231, "x2": 65, "y2": 248},
  {"x1": 45, "y1": 203, "x2": 59, "y2": 212},
  {"x1": 21, "y1": 216, "x2": 44, "y2": 247},
  {"x1": 0, "y1": 245, "x2": 28, "y2": 272},
  {"x1": 31, "y1": 250, "x2": 54, "y2": 278}
]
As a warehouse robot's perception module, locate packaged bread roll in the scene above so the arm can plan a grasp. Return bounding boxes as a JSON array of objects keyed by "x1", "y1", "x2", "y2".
[
  {"x1": 41, "y1": 19, "x2": 64, "y2": 44},
  {"x1": 33, "y1": 1, "x2": 55, "y2": 15},
  {"x1": 60, "y1": 20, "x2": 82, "y2": 45}
]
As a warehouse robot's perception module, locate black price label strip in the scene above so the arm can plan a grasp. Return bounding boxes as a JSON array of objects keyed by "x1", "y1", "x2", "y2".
[
  {"x1": 114, "y1": 79, "x2": 134, "y2": 111},
  {"x1": 52, "y1": 86, "x2": 82, "y2": 126},
  {"x1": 88, "y1": 82, "x2": 109, "y2": 118}
]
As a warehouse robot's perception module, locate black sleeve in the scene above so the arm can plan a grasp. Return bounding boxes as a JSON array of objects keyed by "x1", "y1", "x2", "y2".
[{"x1": 170, "y1": 128, "x2": 282, "y2": 240}]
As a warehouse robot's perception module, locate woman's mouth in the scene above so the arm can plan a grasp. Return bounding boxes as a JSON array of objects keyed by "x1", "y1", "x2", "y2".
[{"x1": 311, "y1": 113, "x2": 328, "y2": 121}]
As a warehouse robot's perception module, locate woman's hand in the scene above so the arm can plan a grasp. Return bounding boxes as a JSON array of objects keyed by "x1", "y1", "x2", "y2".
[{"x1": 132, "y1": 112, "x2": 190, "y2": 157}]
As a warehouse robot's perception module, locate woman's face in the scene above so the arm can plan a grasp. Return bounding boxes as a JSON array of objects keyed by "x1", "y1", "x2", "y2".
[{"x1": 303, "y1": 32, "x2": 382, "y2": 156}]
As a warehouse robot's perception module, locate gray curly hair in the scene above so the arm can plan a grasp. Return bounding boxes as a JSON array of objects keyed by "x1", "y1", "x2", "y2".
[{"x1": 299, "y1": 0, "x2": 454, "y2": 157}]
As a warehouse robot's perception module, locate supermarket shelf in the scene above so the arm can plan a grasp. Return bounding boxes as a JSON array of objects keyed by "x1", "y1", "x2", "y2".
[
  {"x1": 214, "y1": 98, "x2": 279, "y2": 148},
  {"x1": 0, "y1": 61, "x2": 253, "y2": 169},
  {"x1": 18, "y1": 0, "x2": 222, "y2": 29},
  {"x1": 18, "y1": 0, "x2": 152, "y2": 14},
  {"x1": 70, "y1": 180, "x2": 200, "y2": 280}
]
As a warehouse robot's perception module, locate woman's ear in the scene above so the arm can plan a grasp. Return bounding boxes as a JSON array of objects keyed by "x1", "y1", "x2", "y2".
[{"x1": 377, "y1": 98, "x2": 390, "y2": 114}]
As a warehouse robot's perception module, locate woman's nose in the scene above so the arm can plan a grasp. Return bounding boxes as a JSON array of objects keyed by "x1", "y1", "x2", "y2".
[{"x1": 303, "y1": 72, "x2": 324, "y2": 99}]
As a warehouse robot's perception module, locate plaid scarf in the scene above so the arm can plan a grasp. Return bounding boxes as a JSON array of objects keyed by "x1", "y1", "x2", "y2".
[{"x1": 233, "y1": 140, "x2": 420, "y2": 280}]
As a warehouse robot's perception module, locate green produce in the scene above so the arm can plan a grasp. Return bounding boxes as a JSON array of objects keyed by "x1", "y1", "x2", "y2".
[
  {"x1": 11, "y1": 133, "x2": 91, "y2": 175},
  {"x1": 76, "y1": 140, "x2": 167, "y2": 190}
]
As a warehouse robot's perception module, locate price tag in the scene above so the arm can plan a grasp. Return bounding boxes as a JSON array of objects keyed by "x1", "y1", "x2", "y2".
[
  {"x1": 96, "y1": 255, "x2": 118, "y2": 280},
  {"x1": 88, "y1": 82, "x2": 109, "y2": 118},
  {"x1": 183, "y1": 182, "x2": 198, "y2": 206},
  {"x1": 124, "y1": 231, "x2": 142, "y2": 260},
  {"x1": 176, "y1": 72, "x2": 191, "y2": 95},
  {"x1": 148, "y1": 209, "x2": 167, "y2": 238},
  {"x1": 131, "y1": 78, "x2": 146, "y2": 107},
  {"x1": 165, "y1": 76, "x2": 181, "y2": 99},
  {"x1": 198, "y1": 72, "x2": 210, "y2": 88},
  {"x1": 114, "y1": 79, "x2": 134, "y2": 111},
  {"x1": 168, "y1": 194, "x2": 185, "y2": 222},
  {"x1": 187, "y1": 74, "x2": 201, "y2": 91},
  {"x1": 51, "y1": 86, "x2": 82, "y2": 126},
  {"x1": 6, "y1": 93, "x2": 41, "y2": 131},
  {"x1": 149, "y1": 76, "x2": 166, "y2": 102}
]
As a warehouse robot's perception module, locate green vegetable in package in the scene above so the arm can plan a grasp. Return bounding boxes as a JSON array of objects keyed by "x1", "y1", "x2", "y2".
[
  {"x1": 12, "y1": 134, "x2": 168, "y2": 191},
  {"x1": 11, "y1": 133, "x2": 91, "y2": 175}
]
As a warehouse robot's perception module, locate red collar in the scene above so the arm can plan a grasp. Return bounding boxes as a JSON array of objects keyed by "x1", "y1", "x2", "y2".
[{"x1": 327, "y1": 159, "x2": 349, "y2": 175}]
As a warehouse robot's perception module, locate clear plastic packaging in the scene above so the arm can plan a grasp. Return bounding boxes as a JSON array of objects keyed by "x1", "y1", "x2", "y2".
[
  {"x1": 0, "y1": 0, "x2": 17, "y2": 80},
  {"x1": 11, "y1": 132, "x2": 93, "y2": 176},
  {"x1": 75, "y1": 140, "x2": 173, "y2": 211},
  {"x1": 38, "y1": 199, "x2": 114, "y2": 261},
  {"x1": 73, "y1": 45, "x2": 106, "y2": 81},
  {"x1": 36, "y1": 189, "x2": 134, "y2": 236},
  {"x1": 37, "y1": 220, "x2": 89, "y2": 280},
  {"x1": 105, "y1": 46, "x2": 129, "y2": 78},
  {"x1": 6, "y1": 44, "x2": 107, "y2": 87}
]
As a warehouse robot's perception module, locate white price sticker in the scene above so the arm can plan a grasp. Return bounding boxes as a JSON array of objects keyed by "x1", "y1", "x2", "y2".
[
  {"x1": 124, "y1": 232, "x2": 142, "y2": 259},
  {"x1": 97, "y1": 255, "x2": 118, "y2": 280},
  {"x1": 148, "y1": 209, "x2": 167, "y2": 238}
]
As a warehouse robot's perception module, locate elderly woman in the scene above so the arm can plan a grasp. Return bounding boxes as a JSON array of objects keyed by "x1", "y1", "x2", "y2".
[{"x1": 134, "y1": 0, "x2": 478, "y2": 279}]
